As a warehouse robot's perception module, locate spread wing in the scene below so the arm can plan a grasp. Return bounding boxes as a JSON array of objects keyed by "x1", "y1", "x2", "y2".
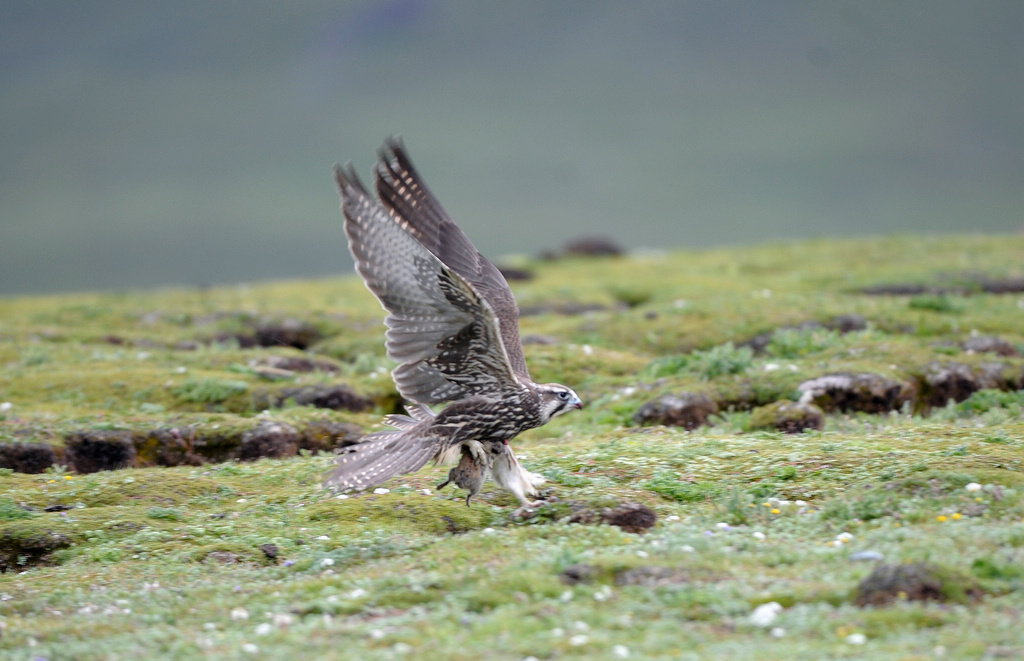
[
  {"x1": 335, "y1": 164, "x2": 522, "y2": 404},
  {"x1": 373, "y1": 137, "x2": 531, "y2": 381}
]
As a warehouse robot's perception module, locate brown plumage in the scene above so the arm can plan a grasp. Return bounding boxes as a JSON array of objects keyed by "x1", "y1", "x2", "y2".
[{"x1": 324, "y1": 137, "x2": 582, "y2": 505}]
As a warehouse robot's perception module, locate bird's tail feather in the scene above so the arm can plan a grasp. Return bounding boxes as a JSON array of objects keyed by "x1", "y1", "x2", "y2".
[
  {"x1": 383, "y1": 403, "x2": 435, "y2": 430},
  {"x1": 323, "y1": 429, "x2": 439, "y2": 492}
]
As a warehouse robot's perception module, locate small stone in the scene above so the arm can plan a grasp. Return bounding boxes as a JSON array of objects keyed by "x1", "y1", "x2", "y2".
[
  {"x1": 749, "y1": 602, "x2": 782, "y2": 627},
  {"x1": 749, "y1": 401, "x2": 824, "y2": 433},
  {"x1": 632, "y1": 393, "x2": 718, "y2": 430}
]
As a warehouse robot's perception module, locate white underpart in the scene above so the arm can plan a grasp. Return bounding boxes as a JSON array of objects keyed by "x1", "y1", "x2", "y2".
[{"x1": 491, "y1": 445, "x2": 545, "y2": 506}]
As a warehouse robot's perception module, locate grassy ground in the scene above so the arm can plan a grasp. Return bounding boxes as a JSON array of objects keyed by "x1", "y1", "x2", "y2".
[{"x1": 2, "y1": 234, "x2": 1024, "y2": 660}]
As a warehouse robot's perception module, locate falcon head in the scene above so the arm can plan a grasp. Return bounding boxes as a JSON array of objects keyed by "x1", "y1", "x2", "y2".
[{"x1": 536, "y1": 384, "x2": 583, "y2": 423}]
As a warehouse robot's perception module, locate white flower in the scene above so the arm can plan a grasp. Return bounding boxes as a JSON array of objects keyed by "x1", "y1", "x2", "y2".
[
  {"x1": 373, "y1": 488, "x2": 390, "y2": 494},
  {"x1": 680, "y1": 545, "x2": 696, "y2": 553},
  {"x1": 569, "y1": 634, "x2": 589, "y2": 646},
  {"x1": 582, "y1": 345, "x2": 593, "y2": 356},
  {"x1": 236, "y1": 499, "x2": 247, "y2": 503},
  {"x1": 335, "y1": 494, "x2": 349, "y2": 500},
  {"x1": 0, "y1": 402, "x2": 13, "y2": 412},
  {"x1": 965, "y1": 483, "x2": 982, "y2": 492},
  {"x1": 594, "y1": 585, "x2": 613, "y2": 602},
  {"x1": 763, "y1": 363, "x2": 780, "y2": 372},
  {"x1": 347, "y1": 588, "x2": 368, "y2": 599},
  {"x1": 846, "y1": 633, "x2": 867, "y2": 645},
  {"x1": 635, "y1": 550, "x2": 648, "y2": 558},
  {"x1": 203, "y1": 622, "x2": 217, "y2": 631},
  {"x1": 749, "y1": 602, "x2": 782, "y2": 627},
  {"x1": 551, "y1": 627, "x2": 565, "y2": 637},
  {"x1": 230, "y1": 607, "x2": 250, "y2": 621},
  {"x1": 612, "y1": 644, "x2": 630, "y2": 658},
  {"x1": 393, "y1": 642, "x2": 413, "y2": 654},
  {"x1": 836, "y1": 532, "x2": 854, "y2": 543},
  {"x1": 573, "y1": 621, "x2": 590, "y2": 632},
  {"x1": 716, "y1": 522, "x2": 731, "y2": 530},
  {"x1": 254, "y1": 623, "x2": 272, "y2": 636},
  {"x1": 175, "y1": 366, "x2": 187, "y2": 373},
  {"x1": 272, "y1": 613, "x2": 294, "y2": 627},
  {"x1": 753, "y1": 532, "x2": 766, "y2": 541},
  {"x1": 770, "y1": 627, "x2": 786, "y2": 638},
  {"x1": 559, "y1": 590, "x2": 573, "y2": 602},
  {"x1": 320, "y1": 558, "x2": 335, "y2": 567},
  {"x1": 665, "y1": 515, "x2": 680, "y2": 522},
  {"x1": 317, "y1": 535, "x2": 330, "y2": 541},
  {"x1": 421, "y1": 489, "x2": 432, "y2": 495},
  {"x1": 241, "y1": 643, "x2": 259, "y2": 654}
]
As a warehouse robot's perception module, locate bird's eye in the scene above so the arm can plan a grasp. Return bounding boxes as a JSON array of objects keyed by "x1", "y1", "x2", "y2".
[{"x1": 557, "y1": 391, "x2": 570, "y2": 401}]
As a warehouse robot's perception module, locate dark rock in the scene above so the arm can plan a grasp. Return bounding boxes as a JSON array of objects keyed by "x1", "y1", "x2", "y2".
[
  {"x1": 259, "y1": 543, "x2": 279, "y2": 561},
  {"x1": 861, "y1": 278, "x2": 1024, "y2": 296},
  {"x1": 980, "y1": 278, "x2": 1024, "y2": 294},
  {"x1": 43, "y1": 504, "x2": 73, "y2": 512},
  {"x1": 963, "y1": 335, "x2": 1019, "y2": 357},
  {"x1": 633, "y1": 393, "x2": 718, "y2": 430},
  {"x1": 920, "y1": 362, "x2": 985, "y2": 408},
  {"x1": 518, "y1": 302, "x2": 610, "y2": 317},
  {"x1": 826, "y1": 314, "x2": 868, "y2": 333},
  {"x1": 133, "y1": 428, "x2": 204, "y2": 467},
  {"x1": 497, "y1": 266, "x2": 534, "y2": 281},
  {"x1": 797, "y1": 373, "x2": 915, "y2": 414},
  {"x1": 256, "y1": 319, "x2": 322, "y2": 350},
  {"x1": 273, "y1": 384, "x2": 373, "y2": 412},
  {"x1": 855, "y1": 562, "x2": 981, "y2": 607},
  {"x1": 601, "y1": 502, "x2": 658, "y2": 533},
  {"x1": 0, "y1": 529, "x2": 74, "y2": 572},
  {"x1": 860, "y1": 283, "x2": 932, "y2": 296},
  {"x1": 65, "y1": 430, "x2": 137, "y2": 473},
  {"x1": 238, "y1": 422, "x2": 301, "y2": 461},
  {"x1": 299, "y1": 420, "x2": 363, "y2": 453},
  {"x1": 253, "y1": 355, "x2": 341, "y2": 374},
  {"x1": 561, "y1": 237, "x2": 624, "y2": 257},
  {"x1": 560, "y1": 563, "x2": 597, "y2": 585},
  {"x1": 0, "y1": 442, "x2": 58, "y2": 474},
  {"x1": 750, "y1": 401, "x2": 825, "y2": 433}
]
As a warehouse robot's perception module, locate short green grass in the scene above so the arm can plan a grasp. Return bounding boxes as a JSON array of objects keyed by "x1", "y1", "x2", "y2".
[{"x1": 2, "y1": 234, "x2": 1024, "y2": 659}]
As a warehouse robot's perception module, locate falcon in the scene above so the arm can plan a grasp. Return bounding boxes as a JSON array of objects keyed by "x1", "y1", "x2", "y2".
[{"x1": 324, "y1": 137, "x2": 582, "y2": 505}]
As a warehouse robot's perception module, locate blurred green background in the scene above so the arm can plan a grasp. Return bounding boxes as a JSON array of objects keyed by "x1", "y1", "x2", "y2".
[{"x1": 2, "y1": 1, "x2": 1021, "y2": 294}]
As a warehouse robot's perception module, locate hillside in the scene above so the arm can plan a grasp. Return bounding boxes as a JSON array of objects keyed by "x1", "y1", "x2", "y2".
[{"x1": 2, "y1": 234, "x2": 1023, "y2": 659}]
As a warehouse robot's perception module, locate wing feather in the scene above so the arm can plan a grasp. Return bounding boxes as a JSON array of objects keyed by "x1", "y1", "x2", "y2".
[
  {"x1": 335, "y1": 163, "x2": 520, "y2": 404},
  {"x1": 374, "y1": 137, "x2": 531, "y2": 380}
]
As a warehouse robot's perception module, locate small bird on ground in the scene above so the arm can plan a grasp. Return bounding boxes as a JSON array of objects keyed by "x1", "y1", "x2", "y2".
[{"x1": 324, "y1": 137, "x2": 582, "y2": 506}]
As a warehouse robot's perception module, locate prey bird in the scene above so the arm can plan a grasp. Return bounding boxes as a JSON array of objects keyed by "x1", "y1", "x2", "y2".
[{"x1": 325, "y1": 137, "x2": 582, "y2": 505}]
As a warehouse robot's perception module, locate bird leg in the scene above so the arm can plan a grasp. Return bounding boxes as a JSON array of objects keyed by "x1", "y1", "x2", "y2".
[{"x1": 491, "y1": 443, "x2": 545, "y2": 507}]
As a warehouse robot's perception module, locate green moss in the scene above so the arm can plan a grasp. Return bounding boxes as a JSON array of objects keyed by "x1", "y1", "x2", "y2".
[{"x1": 2, "y1": 234, "x2": 1024, "y2": 658}]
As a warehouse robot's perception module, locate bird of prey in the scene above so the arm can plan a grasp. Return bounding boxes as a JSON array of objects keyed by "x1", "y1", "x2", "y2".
[{"x1": 325, "y1": 137, "x2": 582, "y2": 506}]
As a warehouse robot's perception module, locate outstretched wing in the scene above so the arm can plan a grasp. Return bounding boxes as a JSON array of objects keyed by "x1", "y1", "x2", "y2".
[
  {"x1": 335, "y1": 164, "x2": 521, "y2": 404},
  {"x1": 373, "y1": 137, "x2": 531, "y2": 381}
]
